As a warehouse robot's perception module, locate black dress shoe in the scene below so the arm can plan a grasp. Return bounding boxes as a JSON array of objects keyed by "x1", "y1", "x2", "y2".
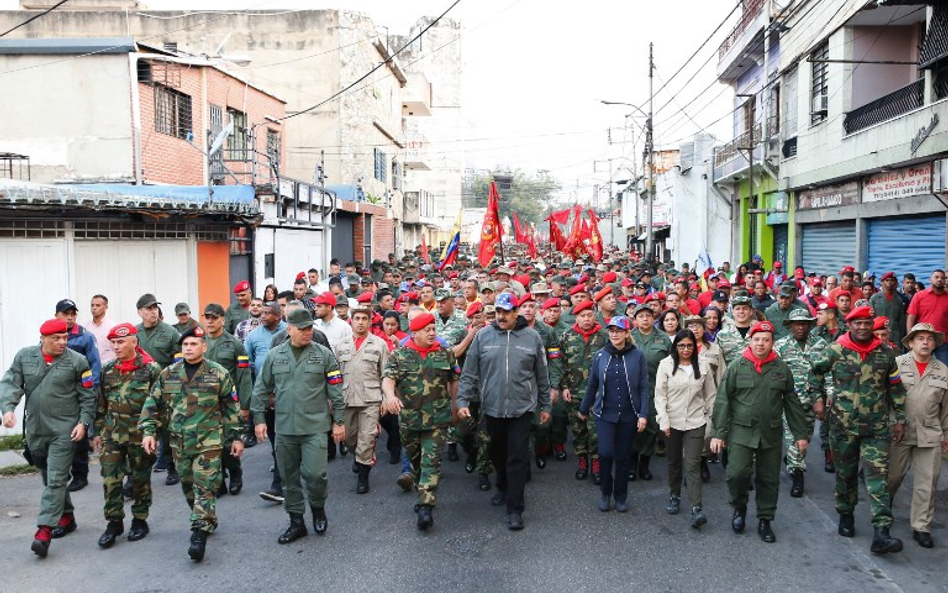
[
  {"x1": 790, "y1": 469, "x2": 804, "y2": 498},
  {"x1": 637, "y1": 455, "x2": 653, "y2": 481},
  {"x1": 838, "y1": 513, "x2": 855, "y2": 538},
  {"x1": 553, "y1": 445, "x2": 567, "y2": 461},
  {"x1": 165, "y1": 470, "x2": 180, "y2": 486},
  {"x1": 416, "y1": 505, "x2": 434, "y2": 531},
  {"x1": 313, "y1": 508, "x2": 328, "y2": 534},
  {"x1": 913, "y1": 530, "x2": 934, "y2": 548},
  {"x1": 478, "y1": 473, "x2": 491, "y2": 491},
  {"x1": 732, "y1": 508, "x2": 746, "y2": 533},
  {"x1": 188, "y1": 529, "x2": 207, "y2": 562},
  {"x1": 259, "y1": 488, "x2": 284, "y2": 503},
  {"x1": 465, "y1": 454, "x2": 476, "y2": 473},
  {"x1": 228, "y1": 475, "x2": 243, "y2": 495},
  {"x1": 871, "y1": 527, "x2": 903, "y2": 554},
  {"x1": 67, "y1": 477, "x2": 88, "y2": 492},
  {"x1": 491, "y1": 491, "x2": 507, "y2": 507},
  {"x1": 447, "y1": 443, "x2": 459, "y2": 462},
  {"x1": 339, "y1": 442, "x2": 349, "y2": 457},
  {"x1": 356, "y1": 464, "x2": 370, "y2": 495},
  {"x1": 98, "y1": 520, "x2": 124, "y2": 548},
  {"x1": 278, "y1": 514, "x2": 308, "y2": 544},
  {"x1": 758, "y1": 519, "x2": 776, "y2": 543},
  {"x1": 128, "y1": 518, "x2": 149, "y2": 542},
  {"x1": 243, "y1": 434, "x2": 258, "y2": 448},
  {"x1": 506, "y1": 512, "x2": 524, "y2": 530}
]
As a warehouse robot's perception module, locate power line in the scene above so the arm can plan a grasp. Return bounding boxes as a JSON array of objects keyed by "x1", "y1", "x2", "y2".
[{"x1": 0, "y1": 0, "x2": 70, "y2": 38}]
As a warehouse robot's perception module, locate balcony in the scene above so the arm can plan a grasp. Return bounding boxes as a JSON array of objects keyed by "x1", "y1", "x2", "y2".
[
  {"x1": 403, "y1": 134, "x2": 432, "y2": 171},
  {"x1": 717, "y1": 0, "x2": 767, "y2": 82},
  {"x1": 402, "y1": 72, "x2": 432, "y2": 117},
  {"x1": 843, "y1": 79, "x2": 924, "y2": 135},
  {"x1": 712, "y1": 123, "x2": 764, "y2": 183}
]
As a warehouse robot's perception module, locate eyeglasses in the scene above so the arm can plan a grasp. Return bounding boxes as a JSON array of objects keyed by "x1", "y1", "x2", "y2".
[{"x1": 676, "y1": 343, "x2": 695, "y2": 350}]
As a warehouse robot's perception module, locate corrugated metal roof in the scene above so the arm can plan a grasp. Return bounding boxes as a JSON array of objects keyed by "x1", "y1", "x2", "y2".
[{"x1": 0, "y1": 37, "x2": 136, "y2": 55}]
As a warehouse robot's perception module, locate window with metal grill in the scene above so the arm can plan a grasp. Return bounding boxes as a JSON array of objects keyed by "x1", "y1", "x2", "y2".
[
  {"x1": 373, "y1": 148, "x2": 388, "y2": 183},
  {"x1": 810, "y1": 41, "x2": 829, "y2": 124},
  {"x1": 266, "y1": 129, "x2": 280, "y2": 168},
  {"x1": 154, "y1": 85, "x2": 192, "y2": 139},
  {"x1": 227, "y1": 108, "x2": 249, "y2": 160}
]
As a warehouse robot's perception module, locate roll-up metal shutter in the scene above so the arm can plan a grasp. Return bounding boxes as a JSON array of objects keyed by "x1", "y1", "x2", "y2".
[
  {"x1": 867, "y1": 214, "x2": 946, "y2": 280},
  {"x1": 800, "y1": 222, "x2": 856, "y2": 276},
  {"x1": 772, "y1": 224, "x2": 789, "y2": 267}
]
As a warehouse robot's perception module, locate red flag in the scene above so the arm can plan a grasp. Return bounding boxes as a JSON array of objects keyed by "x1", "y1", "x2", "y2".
[
  {"x1": 421, "y1": 233, "x2": 430, "y2": 265},
  {"x1": 513, "y1": 212, "x2": 527, "y2": 243},
  {"x1": 549, "y1": 218, "x2": 567, "y2": 251},
  {"x1": 526, "y1": 223, "x2": 539, "y2": 258},
  {"x1": 547, "y1": 208, "x2": 571, "y2": 226},
  {"x1": 478, "y1": 181, "x2": 503, "y2": 267},
  {"x1": 562, "y1": 205, "x2": 585, "y2": 259},
  {"x1": 587, "y1": 209, "x2": 604, "y2": 262}
]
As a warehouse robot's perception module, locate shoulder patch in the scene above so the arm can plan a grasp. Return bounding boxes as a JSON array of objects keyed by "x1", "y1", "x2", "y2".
[
  {"x1": 81, "y1": 369, "x2": 93, "y2": 389},
  {"x1": 326, "y1": 369, "x2": 343, "y2": 385}
]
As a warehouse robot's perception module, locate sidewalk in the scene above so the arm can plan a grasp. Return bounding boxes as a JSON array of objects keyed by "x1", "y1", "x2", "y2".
[{"x1": 0, "y1": 449, "x2": 26, "y2": 470}]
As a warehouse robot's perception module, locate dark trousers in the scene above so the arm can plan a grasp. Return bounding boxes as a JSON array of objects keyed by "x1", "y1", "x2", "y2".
[
  {"x1": 265, "y1": 408, "x2": 282, "y2": 490},
  {"x1": 726, "y1": 442, "x2": 782, "y2": 520},
  {"x1": 666, "y1": 426, "x2": 705, "y2": 506},
  {"x1": 70, "y1": 436, "x2": 90, "y2": 480},
  {"x1": 596, "y1": 418, "x2": 637, "y2": 503},
  {"x1": 486, "y1": 412, "x2": 533, "y2": 514},
  {"x1": 379, "y1": 412, "x2": 401, "y2": 453}
]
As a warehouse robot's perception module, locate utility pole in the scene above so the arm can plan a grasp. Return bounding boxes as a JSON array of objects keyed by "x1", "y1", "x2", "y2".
[
  {"x1": 737, "y1": 93, "x2": 755, "y2": 264},
  {"x1": 646, "y1": 42, "x2": 655, "y2": 264}
]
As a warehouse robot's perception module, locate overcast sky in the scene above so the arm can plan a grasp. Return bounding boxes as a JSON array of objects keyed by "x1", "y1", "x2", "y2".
[{"x1": 1, "y1": 0, "x2": 738, "y2": 204}]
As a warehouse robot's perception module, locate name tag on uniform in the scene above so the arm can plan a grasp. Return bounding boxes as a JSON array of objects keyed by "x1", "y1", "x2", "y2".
[{"x1": 308, "y1": 356, "x2": 323, "y2": 364}]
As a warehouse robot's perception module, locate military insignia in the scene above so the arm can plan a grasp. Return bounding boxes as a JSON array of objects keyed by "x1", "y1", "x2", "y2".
[
  {"x1": 888, "y1": 368, "x2": 901, "y2": 385},
  {"x1": 237, "y1": 355, "x2": 249, "y2": 369},
  {"x1": 81, "y1": 370, "x2": 93, "y2": 388},
  {"x1": 193, "y1": 327, "x2": 205, "y2": 337},
  {"x1": 114, "y1": 326, "x2": 130, "y2": 338},
  {"x1": 173, "y1": 352, "x2": 183, "y2": 363},
  {"x1": 326, "y1": 369, "x2": 343, "y2": 385}
]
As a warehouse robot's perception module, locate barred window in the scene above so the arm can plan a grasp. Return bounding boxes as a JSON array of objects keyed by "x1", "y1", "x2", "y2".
[
  {"x1": 227, "y1": 108, "x2": 249, "y2": 160},
  {"x1": 373, "y1": 147, "x2": 387, "y2": 183},
  {"x1": 266, "y1": 129, "x2": 280, "y2": 168},
  {"x1": 810, "y1": 41, "x2": 829, "y2": 124},
  {"x1": 154, "y1": 85, "x2": 192, "y2": 139}
]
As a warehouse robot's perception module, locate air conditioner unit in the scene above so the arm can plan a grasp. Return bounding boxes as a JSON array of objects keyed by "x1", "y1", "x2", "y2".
[
  {"x1": 934, "y1": 158, "x2": 948, "y2": 193},
  {"x1": 811, "y1": 94, "x2": 827, "y2": 118}
]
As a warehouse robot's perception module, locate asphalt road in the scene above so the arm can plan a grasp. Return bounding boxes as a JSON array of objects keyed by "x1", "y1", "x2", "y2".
[{"x1": 1, "y1": 434, "x2": 946, "y2": 593}]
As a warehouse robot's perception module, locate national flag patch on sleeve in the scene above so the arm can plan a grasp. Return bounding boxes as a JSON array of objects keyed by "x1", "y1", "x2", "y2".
[
  {"x1": 326, "y1": 369, "x2": 343, "y2": 385},
  {"x1": 546, "y1": 347, "x2": 562, "y2": 360},
  {"x1": 237, "y1": 355, "x2": 249, "y2": 369},
  {"x1": 889, "y1": 368, "x2": 901, "y2": 385},
  {"x1": 81, "y1": 370, "x2": 93, "y2": 388},
  {"x1": 231, "y1": 386, "x2": 239, "y2": 401},
  {"x1": 173, "y1": 352, "x2": 183, "y2": 364}
]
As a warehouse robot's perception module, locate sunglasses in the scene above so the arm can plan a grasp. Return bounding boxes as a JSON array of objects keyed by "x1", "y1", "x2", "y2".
[{"x1": 203, "y1": 314, "x2": 221, "y2": 320}]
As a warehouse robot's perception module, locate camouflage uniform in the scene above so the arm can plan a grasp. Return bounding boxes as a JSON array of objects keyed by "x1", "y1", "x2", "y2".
[
  {"x1": 204, "y1": 332, "x2": 252, "y2": 488},
  {"x1": 96, "y1": 352, "x2": 162, "y2": 522},
  {"x1": 810, "y1": 340, "x2": 907, "y2": 527},
  {"x1": 139, "y1": 359, "x2": 242, "y2": 532},
  {"x1": 382, "y1": 344, "x2": 459, "y2": 507},
  {"x1": 544, "y1": 318, "x2": 571, "y2": 451},
  {"x1": 764, "y1": 302, "x2": 807, "y2": 341},
  {"x1": 630, "y1": 328, "x2": 672, "y2": 456},
  {"x1": 810, "y1": 322, "x2": 846, "y2": 451},
  {"x1": 716, "y1": 324, "x2": 752, "y2": 366},
  {"x1": 774, "y1": 333, "x2": 831, "y2": 471},
  {"x1": 435, "y1": 309, "x2": 468, "y2": 347},
  {"x1": 557, "y1": 326, "x2": 609, "y2": 460},
  {"x1": 527, "y1": 320, "x2": 564, "y2": 457}
]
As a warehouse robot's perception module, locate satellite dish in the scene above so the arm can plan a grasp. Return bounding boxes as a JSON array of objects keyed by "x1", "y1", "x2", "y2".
[
  {"x1": 212, "y1": 32, "x2": 232, "y2": 58},
  {"x1": 209, "y1": 122, "x2": 234, "y2": 158}
]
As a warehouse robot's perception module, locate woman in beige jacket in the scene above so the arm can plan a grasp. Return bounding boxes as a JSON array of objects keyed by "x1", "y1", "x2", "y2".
[
  {"x1": 684, "y1": 314, "x2": 726, "y2": 480},
  {"x1": 655, "y1": 329, "x2": 717, "y2": 529}
]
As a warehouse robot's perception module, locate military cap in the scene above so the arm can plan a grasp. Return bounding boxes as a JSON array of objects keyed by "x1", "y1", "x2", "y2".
[
  {"x1": 136, "y1": 293, "x2": 160, "y2": 309},
  {"x1": 632, "y1": 303, "x2": 653, "y2": 317},
  {"x1": 346, "y1": 274, "x2": 361, "y2": 285},
  {"x1": 204, "y1": 303, "x2": 226, "y2": 317},
  {"x1": 434, "y1": 288, "x2": 453, "y2": 301},
  {"x1": 107, "y1": 322, "x2": 137, "y2": 340},
  {"x1": 174, "y1": 302, "x2": 191, "y2": 315},
  {"x1": 783, "y1": 309, "x2": 816, "y2": 326},
  {"x1": 495, "y1": 266, "x2": 515, "y2": 276},
  {"x1": 731, "y1": 294, "x2": 752, "y2": 306},
  {"x1": 532, "y1": 282, "x2": 551, "y2": 294},
  {"x1": 551, "y1": 276, "x2": 569, "y2": 285},
  {"x1": 179, "y1": 325, "x2": 206, "y2": 345},
  {"x1": 335, "y1": 294, "x2": 349, "y2": 306},
  {"x1": 40, "y1": 319, "x2": 68, "y2": 336},
  {"x1": 682, "y1": 315, "x2": 705, "y2": 327},
  {"x1": 481, "y1": 282, "x2": 496, "y2": 293},
  {"x1": 287, "y1": 308, "x2": 315, "y2": 329}
]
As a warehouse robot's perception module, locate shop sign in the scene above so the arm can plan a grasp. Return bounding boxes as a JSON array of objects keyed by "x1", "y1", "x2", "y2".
[
  {"x1": 797, "y1": 181, "x2": 860, "y2": 210},
  {"x1": 863, "y1": 164, "x2": 932, "y2": 203}
]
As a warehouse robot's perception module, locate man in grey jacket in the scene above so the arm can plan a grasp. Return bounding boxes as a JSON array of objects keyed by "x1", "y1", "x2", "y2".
[{"x1": 457, "y1": 293, "x2": 552, "y2": 531}]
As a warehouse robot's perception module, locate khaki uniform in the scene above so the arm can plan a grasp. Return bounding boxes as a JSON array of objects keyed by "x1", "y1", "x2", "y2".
[
  {"x1": 336, "y1": 333, "x2": 389, "y2": 466},
  {"x1": 888, "y1": 355, "x2": 948, "y2": 533}
]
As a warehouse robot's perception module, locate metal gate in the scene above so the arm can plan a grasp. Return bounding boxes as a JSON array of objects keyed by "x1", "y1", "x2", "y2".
[
  {"x1": 772, "y1": 224, "x2": 788, "y2": 268},
  {"x1": 800, "y1": 222, "x2": 856, "y2": 276},
  {"x1": 867, "y1": 214, "x2": 946, "y2": 281},
  {"x1": 332, "y1": 213, "x2": 355, "y2": 264}
]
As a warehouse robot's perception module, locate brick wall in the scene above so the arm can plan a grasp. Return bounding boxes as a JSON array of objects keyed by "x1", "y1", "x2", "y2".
[{"x1": 373, "y1": 214, "x2": 395, "y2": 261}]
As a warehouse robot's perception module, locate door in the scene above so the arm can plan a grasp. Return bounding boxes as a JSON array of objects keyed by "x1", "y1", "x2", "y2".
[
  {"x1": 332, "y1": 213, "x2": 355, "y2": 264},
  {"x1": 800, "y1": 222, "x2": 856, "y2": 276},
  {"x1": 868, "y1": 214, "x2": 946, "y2": 281},
  {"x1": 772, "y1": 223, "x2": 789, "y2": 268}
]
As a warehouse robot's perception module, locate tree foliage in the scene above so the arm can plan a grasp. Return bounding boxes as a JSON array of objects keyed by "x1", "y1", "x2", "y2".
[{"x1": 462, "y1": 168, "x2": 561, "y2": 226}]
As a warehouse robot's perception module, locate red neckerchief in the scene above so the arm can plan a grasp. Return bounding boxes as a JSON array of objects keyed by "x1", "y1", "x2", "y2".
[
  {"x1": 355, "y1": 336, "x2": 367, "y2": 351},
  {"x1": 838, "y1": 332, "x2": 882, "y2": 361},
  {"x1": 572, "y1": 322, "x2": 603, "y2": 343},
  {"x1": 116, "y1": 348, "x2": 155, "y2": 374},
  {"x1": 42, "y1": 352, "x2": 55, "y2": 365},
  {"x1": 404, "y1": 338, "x2": 441, "y2": 359},
  {"x1": 742, "y1": 346, "x2": 778, "y2": 373},
  {"x1": 915, "y1": 360, "x2": 928, "y2": 377}
]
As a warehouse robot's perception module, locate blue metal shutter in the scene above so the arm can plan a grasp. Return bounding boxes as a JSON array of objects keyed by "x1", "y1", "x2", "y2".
[
  {"x1": 800, "y1": 222, "x2": 856, "y2": 276},
  {"x1": 868, "y1": 214, "x2": 946, "y2": 281}
]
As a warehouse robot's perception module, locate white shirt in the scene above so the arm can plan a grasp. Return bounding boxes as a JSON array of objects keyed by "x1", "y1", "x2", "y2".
[
  {"x1": 314, "y1": 314, "x2": 353, "y2": 353},
  {"x1": 83, "y1": 316, "x2": 117, "y2": 364}
]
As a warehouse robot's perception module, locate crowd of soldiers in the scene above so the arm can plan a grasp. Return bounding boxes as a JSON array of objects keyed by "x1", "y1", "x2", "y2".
[{"x1": 1, "y1": 248, "x2": 946, "y2": 560}]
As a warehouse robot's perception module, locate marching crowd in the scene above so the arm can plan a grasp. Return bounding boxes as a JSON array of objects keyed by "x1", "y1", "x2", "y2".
[{"x1": 1, "y1": 249, "x2": 946, "y2": 562}]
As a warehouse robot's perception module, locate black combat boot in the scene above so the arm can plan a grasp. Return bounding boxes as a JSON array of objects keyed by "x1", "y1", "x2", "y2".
[
  {"x1": 700, "y1": 457, "x2": 711, "y2": 482},
  {"x1": 871, "y1": 527, "x2": 903, "y2": 554},
  {"x1": 228, "y1": 469, "x2": 243, "y2": 495},
  {"x1": 790, "y1": 469, "x2": 804, "y2": 498},
  {"x1": 98, "y1": 520, "x2": 124, "y2": 548},
  {"x1": 128, "y1": 518, "x2": 149, "y2": 542},
  {"x1": 278, "y1": 513, "x2": 308, "y2": 544},
  {"x1": 313, "y1": 508, "x2": 328, "y2": 534},
  {"x1": 575, "y1": 456, "x2": 588, "y2": 480},
  {"x1": 188, "y1": 529, "x2": 207, "y2": 562},
  {"x1": 417, "y1": 505, "x2": 434, "y2": 531},
  {"x1": 637, "y1": 455, "x2": 653, "y2": 481},
  {"x1": 356, "y1": 464, "x2": 371, "y2": 495},
  {"x1": 758, "y1": 519, "x2": 776, "y2": 543},
  {"x1": 732, "y1": 507, "x2": 746, "y2": 533},
  {"x1": 447, "y1": 443, "x2": 459, "y2": 462},
  {"x1": 838, "y1": 513, "x2": 855, "y2": 538}
]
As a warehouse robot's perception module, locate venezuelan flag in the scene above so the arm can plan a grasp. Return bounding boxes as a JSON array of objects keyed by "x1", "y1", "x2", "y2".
[
  {"x1": 327, "y1": 369, "x2": 343, "y2": 385},
  {"x1": 81, "y1": 370, "x2": 93, "y2": 389},
  {"x1": 453, "y1": 361, "x2": 462, "y2": 374},
  {"x1": 237, "y1": 355, "x2": 249, "y2": 369},
  {"x1": 231, "y1": 386, "x2": 239, "y2": 401},
  {"x1": 438, "y1": 212, "x2": 463, "y2": 271},
  {"x1": 173, "y1": 352, "x2": 183, "y2": 364},
  {"x1": 546, "y1": 347, "x2": 562, "y2": 360},
  {"x1": 889, "y1": 368, "x2": 901, "y2": 385}
]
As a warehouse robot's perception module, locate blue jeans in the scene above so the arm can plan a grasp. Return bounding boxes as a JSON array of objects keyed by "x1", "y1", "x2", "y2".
[
  {"x1": 401, "y1": 451, "x2": 411, "y2": 474},
  {"x1": 934, "y1": 343, "x2": 948, "y2": 368},
  {"x1": 596, "y1": 418, "x2": 637, "y2": 503}
]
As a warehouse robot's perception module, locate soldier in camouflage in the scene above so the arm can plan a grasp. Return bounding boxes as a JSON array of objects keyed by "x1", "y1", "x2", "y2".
[
  {"x1": 451, "y1": 300, "x2": 493, "y2": 490},
  {"x1": 716, "y1": 293, "x2": 755, "y2": 365},
  {"x1": 201, "y1": 303, "x2": 253, "y2": 496},
  {"x1": 382, "y1": 312, "x2": 460, "y2": 531},
  {"x1": 811, "y1": 300, "x2": 846, "y2": 471},
  {"x1": 140, "y1": 325, "x2": 244, "y2": 562},
  {"x1": 774, "y1": 309, "x2": 831, "y2": 499},
  {"x1": 519, "y1": 293, "x2": 561, "y2": 469},
  {"x1": 541, "y1": 296, "x2": 570, "y2": 461},
  {"x1": 435, "y1": 287, "x2": 478, "y2": 463},
  {"x1": 93, "y1": 323, "x2": 162, "y2": 548},
  {"x1": 810, "y1": 305, "x2": 907, "y2": 555},
  {"x1": 629, "y1": 303, "x2": 672, "y2": 481}
]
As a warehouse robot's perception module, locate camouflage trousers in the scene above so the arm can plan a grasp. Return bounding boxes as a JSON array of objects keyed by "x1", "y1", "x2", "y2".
[
  {"x1": 170, "y1": 442, "x2": 222, "y2": 533},
  {"x1": 401, "y1": 425, "x2": 446, "y2": 506},
  {"x1": 565, "y1": 398, "x2": 598, "y2": 459},
  {"x1": 454, "y1": 401, "x2": 492, "y2": 475},
  {"x1": 783, "y1": 408, "x2": 816, "y2": 472},
  {"x1": 100, "y1": 441, "x2": 155, "y2": 521},
  {"x1": 829, "y1": 427, "x2": 893, "y2": 528},
  {"x1": 819, "y1": 416, "x2": 832, "y2": 451},
  {"x1": 533, "y1": 397, "x2": 568, "y2": 453}
]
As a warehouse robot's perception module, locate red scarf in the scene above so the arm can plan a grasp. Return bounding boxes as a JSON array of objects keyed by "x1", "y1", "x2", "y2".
[
  {"x1": 742, "y1": 347, "x2": 778, "y2": 374},
  {"x1": 42, "y1": 352, "x2": 55, "y2": 365},
  {"x1": 837, "y1": 332, "x2": 882, "y2": 361},
  {"x1": 116, "y1": 348, "x2": 155, "y2": 374},
  {"x1": 404, "y1": 338, "x2": 441, "y2": 359},
  {"x1": 572, "y1": 322, "x2": 603, "y2": 343}
]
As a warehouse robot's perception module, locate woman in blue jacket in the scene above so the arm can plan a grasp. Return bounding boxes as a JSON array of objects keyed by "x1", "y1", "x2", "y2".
[{"x1": 578, "y1": 316, "x2": 650, "y2": 512}]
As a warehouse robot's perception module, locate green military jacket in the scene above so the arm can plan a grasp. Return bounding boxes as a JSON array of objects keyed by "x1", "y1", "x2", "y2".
[
  {"x1": 810, "y1": 339, "x2": 907, "y2": 436},
  {"x1": 811, "y1": 323, "x2": 847, "y2": 344},
  {"x1": 764, "y1": 302, "x2": 807, "y2": 342},
  {"x1": 630, "y1": 328, "x2": 672, "y2": 391},
  {"x1": 250, "y1": 341, "x2": 345, "y2": 436},
  {"x1": 139, "y1": 358, "x2": 242, "y2": 451},
  {"x1": 382, "y1": 343, "x2": 458, "y2": 430},
  {"x1": 435, "y1": 309, "x2": 468, "y2": 347},
  {"x1": 135, "y1": 321, "x2": 181, "y2": 368},
  {"x1": 712, "y1": 355, "x2": 808, "y2": 449},
  {"x1": 716, "y1": 324, "x2": 752, "y2": 365},
  {"x1": 775, "y1": 334, "x2": 833, "y2": 408},
  {"x1": 0, "y1": 346, "x2": 96, "y2": 438},
  {"x1": 172, "y1": 318, "x2": 200, "y2": 335},
  {"x1": 205, "y1": 331, "x2": 253, "y2": 411},
  {"x1": 224, "y1": 302, "x2": 250, "y2": 336},
  {"x1": 96, "y1": 353, "x2": 162, "y2": 445},
  {"x1": 557, "y1": 326, "x2": 609, "y2": 394},
  {"x1": 869, "y1": 292, "x2": 907, "y2": 349}
]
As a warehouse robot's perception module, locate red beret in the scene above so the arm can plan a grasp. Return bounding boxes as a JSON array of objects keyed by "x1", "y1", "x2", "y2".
[
  {"x1": 881, "y1": 271, "x2": 896, "y2": 281},
  {"x1": 40, "y1": 319, "x2": 68, "y2": 336},
  {"x1": 578, "y1": 274, "x2": 590, "y2": 284},
  {"x1": 107, "y1": 322, "x2": 137, "y2": 340},
  {"x1": 573, "y1": 300, "x2": 595, "y2": 315},
  {"x1": 233, "y1": 280, "x2": 251, "y2": 294},
  {"x1": 845, "y1": 305, "x2": 875, "y2": 322},
  {"x1": 405, "y1": 291, "x2": 419, "y2": 301},
  {"x1": 397, "y1": 294, "x2": 410, "y2": 303},
  {"x1": 296, "y1": 272, "x2": 306, "y2": 281},
  {"x1": 594, "y1": 287, "x2": 612, "y2": 302},
  {"x1": 518, "y1": 293, "x2": 535, "y2": 306},
  {"x1": 313, "y1": 292, "x2": 336, "y2": 306},
  {"x1": 466, "y1": 301, "x2": 485, "y2": 318},
  {"x1": 409, "y1": 312, "x2": 436, "y2": 332},
  {"x1": 356, "y1": 292, "x2": 373, "y2": 304},
  {"x1": 817, "y1": 301, "x2": 837, "y2": 311},
  {"x1": 541, "y1": 297, "x2": 560, "y2": 311},
  {"x1": 873, "y1": 316, "x2": 890, "y2": 331},
  {"x1": 569, "y1": 284, "x2": 589, "y2": 296},
  {"x1": 447, "y1": 272, "x2": 459, "y2": 280},
  {"x1": 749, "y1": 320, "x2": 774, "y2": 336},
  {"x1": 603, "y1": 271, "x2": 618, "y2": 283}
]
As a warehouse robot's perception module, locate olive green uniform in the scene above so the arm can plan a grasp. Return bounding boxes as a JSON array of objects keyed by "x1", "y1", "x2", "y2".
[
  {"x1": 630, "y1": 328, "x2": 672, "y2": 457},
  {"x1": 224, "y1": 302, "x2": 251, "y2": 336},
  {"x1": 204, "y1": 331, "x2": 253, "y2": 487},
  {"x1": 136, "y1": 321, "x2": 182, "y2": 471}
]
